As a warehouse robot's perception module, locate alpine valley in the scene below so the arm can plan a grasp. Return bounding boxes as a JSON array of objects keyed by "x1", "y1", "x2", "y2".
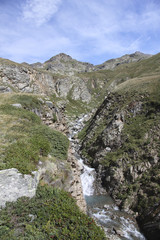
[{"x1": 0, "y1": 50, "x2": 159, "y2": 240}]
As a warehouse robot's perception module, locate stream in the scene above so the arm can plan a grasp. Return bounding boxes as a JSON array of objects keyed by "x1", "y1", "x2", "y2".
[{"x1": 68, "y1": 115, "x2": 146, "y2": 240}]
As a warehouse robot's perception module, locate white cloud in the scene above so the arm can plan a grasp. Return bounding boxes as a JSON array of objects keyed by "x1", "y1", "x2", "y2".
[
  {"x1": 56, "y1": 0, "x2": 160, "y2": 61},
  {"x1": 22, "y1": 0, "x2": 62, "y2": 26},
  {"x1": 0, "y1": 25, "x2": 72, "y2": 63}
]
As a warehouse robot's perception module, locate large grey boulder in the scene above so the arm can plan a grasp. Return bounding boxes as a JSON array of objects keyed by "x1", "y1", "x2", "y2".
[{"x1": 0, "y1": 168, "x2": 41, "y2": 208}]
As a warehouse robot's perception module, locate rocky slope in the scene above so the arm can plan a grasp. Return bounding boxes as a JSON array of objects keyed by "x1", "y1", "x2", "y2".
[
  {"x1": 96, "y1": 51, "x2": 152, "y2": 70},
  {"x1": 0, "y1": 93, "x2": 86, "y2": 210},
  {"x1": 0, "y1": 57, "x2": 92, "y2": 106},
  {"x1": 79, "y1": 74, "x2": 160, "y2": 239}
]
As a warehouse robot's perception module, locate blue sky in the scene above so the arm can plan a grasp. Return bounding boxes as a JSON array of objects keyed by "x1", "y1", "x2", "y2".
[{"x1": 0, "y1": 0, "x2": 160, "y2": 64}]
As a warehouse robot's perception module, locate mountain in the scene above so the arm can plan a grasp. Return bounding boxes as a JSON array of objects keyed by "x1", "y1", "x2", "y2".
[
  {"x1": 0, "y1": 52, "x2": 157, "y2": 118},
  {"x1": 31, "y1": 53, "x2": 95, "y2": 75},
  {"x1": 96, "y1": 51, "x2": 152, "y2": 70}
]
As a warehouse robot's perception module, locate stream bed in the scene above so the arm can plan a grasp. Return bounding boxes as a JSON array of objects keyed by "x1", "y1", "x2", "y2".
[{"x1": 68, "y1": 115, "x2": 146, "y2": 240}]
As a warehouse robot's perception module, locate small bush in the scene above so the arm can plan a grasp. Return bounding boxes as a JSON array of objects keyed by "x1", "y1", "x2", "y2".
[
  {"x1": 52, "y1": 113, "x2": 57, "y2": 122},
  {"x1": 29, "y1": 125, "x2": 69, "y2": 160}
]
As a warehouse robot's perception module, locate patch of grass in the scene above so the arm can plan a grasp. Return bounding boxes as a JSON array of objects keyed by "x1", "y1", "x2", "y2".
[
  {"x1": 4, "y1": 135, "x2": 51, "y2": 174},
  {"x1": 0, "y1": 104, "x2": 41, "y2": 124},
  {"x1": 65, "y1": 93, "x2": 89, "y2": 118},
  {"x1": 0, "y1": 185, "x2": 106, "y2": 240},
  {"x1": 2, "y1": 123, "x2": 69, "y2": 174},
  {"x1": 115, "y1": 76, "x2": 160, "y2": 95},
  {"x1": 10, "y1": 94, "x2": 43, "y2": 110}
]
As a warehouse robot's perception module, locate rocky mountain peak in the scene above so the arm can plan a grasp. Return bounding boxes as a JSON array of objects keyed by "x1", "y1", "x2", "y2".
[
  {"x1": 31, "y1": 53, "x2": 95, "y2": 75},
  {"x1": 45, "y1": 53, "x2": 73, "y2": 63}
]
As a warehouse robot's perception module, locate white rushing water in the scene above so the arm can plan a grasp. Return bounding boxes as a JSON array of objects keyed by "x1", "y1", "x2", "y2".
[
  {"x1": 79, "y1": 157, "x2": 146, "y2": 240},
  {"x1": 79, "y1": 158, "x2": 95, "y2": 196},
  {"x1": 69, "y1": 115, "x2": 146, "y2": 240}
]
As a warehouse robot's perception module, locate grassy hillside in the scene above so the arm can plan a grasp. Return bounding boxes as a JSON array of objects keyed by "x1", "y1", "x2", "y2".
[
  {"x1": 0, "y1": 93, "x2": 69, "y2": 174},
  {"x1": 77, "y1": 53, "x2": 160, "y2": 108}
]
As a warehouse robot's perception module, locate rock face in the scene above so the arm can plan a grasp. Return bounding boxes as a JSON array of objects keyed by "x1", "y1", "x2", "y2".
[
  {"x1": 55, "y1": 76, "x2": 91, "y2": 103},
  {"x1": 0, "y1": 58, "x2": 92, "y2": 103},
  {"x1": 96, "y1": 51, "x2": 152, "y2": 70},
  {"x1": 80, "y1": 90, "x2": 160, "y2": 239}
]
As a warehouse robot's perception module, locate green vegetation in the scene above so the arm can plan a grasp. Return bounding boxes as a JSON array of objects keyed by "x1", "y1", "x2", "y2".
[
  {"x1": 0, "y1": 94, "x2": 105, "y2": 240},
  {"x1": 65, "y1": 91, "x2": 89, "y2": 118},
  {"x1": 77, "y1": 53, "x2": 160, "y2": 112},
  {"x1": 0, "y1": 185, "x2": 106, "y2": 240},
  {"x1": 10, "y1": 94, "x2": 43, "y2": 110},
  {"x1": 52, "y1": 113, "x2": 57, "y2": 122},
  {"x1": 0, "y1": 94, "x2": 69, "y2": 174}
]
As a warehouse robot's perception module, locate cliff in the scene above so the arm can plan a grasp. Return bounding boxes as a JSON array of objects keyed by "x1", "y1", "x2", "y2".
[{"x1": 80, "y1": 72, "x2": 160, "y2": 239}]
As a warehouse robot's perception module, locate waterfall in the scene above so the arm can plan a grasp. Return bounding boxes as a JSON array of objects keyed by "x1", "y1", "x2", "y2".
[{"x1": 79, "y1": 158, "x2": 95, "y2": 196}]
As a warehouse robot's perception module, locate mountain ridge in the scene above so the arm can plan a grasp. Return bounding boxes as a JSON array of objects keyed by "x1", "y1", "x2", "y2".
[{"x1": 30, "y1": 51, "x2": 152, "y2": 74}]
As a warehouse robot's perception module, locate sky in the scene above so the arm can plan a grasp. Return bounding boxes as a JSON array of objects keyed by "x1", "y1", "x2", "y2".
[{"x1": 0, "y1": 0, "x2": 160, "y2": 65}]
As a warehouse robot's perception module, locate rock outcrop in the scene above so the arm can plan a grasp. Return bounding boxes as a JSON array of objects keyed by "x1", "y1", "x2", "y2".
[
  {"x1": 80, "y1": 89, "x2": 160, "y2": 239},
  {"x1": 67, "y1": 149, "x2": 87, "y2": 212},
  {"x1": 0, "y1": 58, "x2": 92, "y2": 103}
]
